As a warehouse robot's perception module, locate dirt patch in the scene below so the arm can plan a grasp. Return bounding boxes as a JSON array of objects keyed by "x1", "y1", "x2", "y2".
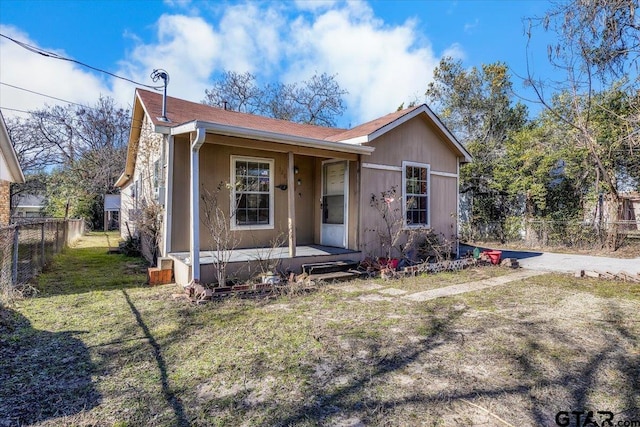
[{"x1": 377, "y1": 288, "x2": 407, "y2": 296}]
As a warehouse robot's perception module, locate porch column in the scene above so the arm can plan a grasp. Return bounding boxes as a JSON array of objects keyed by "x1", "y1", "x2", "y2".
[
  {"x1": 190, "y1": 128, "x2": 206, "y2": 284},
  {"x1": 162, "y1": 135, "x2": 174, "y2": 257},
  {"x1": 287, "y1": 151, "x2": 296, "y2": 257}
]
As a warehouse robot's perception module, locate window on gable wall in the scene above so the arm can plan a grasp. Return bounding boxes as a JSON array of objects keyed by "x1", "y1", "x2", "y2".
[
  {"x1": 231, "y1": 156, "x2": 274, "y2": 229},
  {"x1": 402, "y1": 161, "x2": 430, "y2": 227}
]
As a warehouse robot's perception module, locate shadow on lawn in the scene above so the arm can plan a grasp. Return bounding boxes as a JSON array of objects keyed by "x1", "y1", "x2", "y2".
[
  {"x1": 122, "y1": 290, "x2": 191, "y2": 427},
  {"x1": 0, "y1": 307, "x2": 99, "y2": 426},
  {"x1": 193, "y1": 297, "x2": 640, "y2": 426}
]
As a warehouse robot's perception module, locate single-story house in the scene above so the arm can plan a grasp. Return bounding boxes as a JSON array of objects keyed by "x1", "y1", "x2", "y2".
[
  {"x1": 116, "y1": 89, "x2": 471, "y2": 286},
  {"x1": 104, "y1": 194, "x2": 121, "y2": 231},
  {"x1": 0, "y1": 111, "x2": 25, "y2": 226},
  {"x1": 11, "y1": 194, "x2": 45, "y2": 219}
]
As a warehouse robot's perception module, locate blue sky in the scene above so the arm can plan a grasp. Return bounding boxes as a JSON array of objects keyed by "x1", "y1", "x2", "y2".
[{"x1": 0, "y1": 0, "x2": 556, "y2": 127}]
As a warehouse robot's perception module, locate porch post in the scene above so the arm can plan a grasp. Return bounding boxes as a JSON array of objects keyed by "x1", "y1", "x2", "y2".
[
  {"x1": 162, "y1": 135, "x2": 174, "y2": 257},
  {"x1": 190, "y1": 128, "x2": 206, "y2": 284},
  {"x1": 287, "y1": 151, "x2": 296, "y2": 257},
  {"x1": 456, "y1": 156, "x2": 460, "y2": 258}
]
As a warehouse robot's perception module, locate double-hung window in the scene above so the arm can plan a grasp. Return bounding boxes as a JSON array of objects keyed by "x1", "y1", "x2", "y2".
[
  {"x1": 402, "y1": 161, "x2": 430, "y2": 227},
  {"x1": 231, "y1": 156, "x2": 274, "y2": 229}
]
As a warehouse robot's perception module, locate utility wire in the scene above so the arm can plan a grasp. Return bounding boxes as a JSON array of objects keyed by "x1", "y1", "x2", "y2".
[
  {"x1": 0, "y1": 106, "x2": 33, "y2": 114},
  {"x1": 0, "y1": 32, "x2": 163, "y2": 91},
  {"x1": 1, "y1": 82, "x2": 90, "y2": 109}
]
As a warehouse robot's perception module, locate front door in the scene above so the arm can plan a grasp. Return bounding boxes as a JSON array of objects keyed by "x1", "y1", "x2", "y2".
[{"x1": 321, "y1": 161, "x2": 348, "y2": 248}]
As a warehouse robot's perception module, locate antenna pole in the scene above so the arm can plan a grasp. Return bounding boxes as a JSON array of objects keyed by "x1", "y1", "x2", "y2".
[{"x1": 151, "y1": 69, "x2": 170, "y2": 122}]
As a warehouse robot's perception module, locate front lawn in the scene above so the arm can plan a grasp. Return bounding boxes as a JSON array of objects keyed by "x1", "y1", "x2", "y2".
[{"x1": 1, "y1": 232, "x2": 638, "y2": 426}]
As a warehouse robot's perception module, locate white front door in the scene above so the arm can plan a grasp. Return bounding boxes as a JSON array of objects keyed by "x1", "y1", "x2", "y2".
[{"x1": 321, "y1": 161, "x2": 348, "y2": 248}]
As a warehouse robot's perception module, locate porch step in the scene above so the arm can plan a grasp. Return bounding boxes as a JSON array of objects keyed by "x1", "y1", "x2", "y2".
[
  {"x1": 308, "y1": 269, "x2": 363, "y2": 283},
  {"x1": 301, "y1": 260, "x2": 360, "y2": 275}
]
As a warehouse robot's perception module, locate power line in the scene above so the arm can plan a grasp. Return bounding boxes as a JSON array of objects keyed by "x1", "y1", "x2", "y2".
[
  {"x1": 0, "y1": 106, "x2": 32, "y2": 114},
  {"x1": 0, "y1": 82, "x2": 89, "y2": 109},
  {"x1": 0, "y1": 32, "x2": 163, "y2": 91}
]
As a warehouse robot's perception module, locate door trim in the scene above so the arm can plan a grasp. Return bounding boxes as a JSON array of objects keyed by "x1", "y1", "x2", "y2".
[{"x1": 320, "y1": 159, "x2": 349, "y2": 248}]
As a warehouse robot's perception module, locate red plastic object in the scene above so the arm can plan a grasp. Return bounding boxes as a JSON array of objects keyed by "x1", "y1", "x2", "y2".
[
  {"x1": 378, "y1": 258, "x2": 399, "y2": 269},
  {"x1": 483, "y1": 250, "x2": 502, "y2": 265}
]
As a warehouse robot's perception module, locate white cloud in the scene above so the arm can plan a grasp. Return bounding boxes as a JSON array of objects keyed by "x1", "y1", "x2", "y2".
[
  {"x1": 293, "y1": 0, "x2": 339, "y2": 12},
  {"x1": 216, "y1": 3, "x2": 286, "y2": 75},
  {"x1": 112, "y1": 14, "x2": 221, "y2": 108},
  {"x1": 284, "y1": 3, "x2": 442, "y2": 123},
  {"x1": 0, "y1": 25, "x2": 114, "y2": 118},
  {"x1": 1, "y1": 1, "x2": 463, "y2": 127},
  {"x1": 112, "y1": 5, "x2": 287, "y2": 106}
]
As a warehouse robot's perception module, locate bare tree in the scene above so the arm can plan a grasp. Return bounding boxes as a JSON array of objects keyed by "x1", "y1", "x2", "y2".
[
  {"x1": 202, "y1": 71, "x2": 348, "y2": 127},
  {"x1": 7, "y1": 96, "x2": 130, "y2": 227},
  {"x1": 200, "y1": 183, "x2": 241, "y2": 286},
  {"x1": 525, "y1": 0, "x2": 640, "y2": 249},
  {"x1": 203, "y1": 71, "x2": 264, "y2": 114}
]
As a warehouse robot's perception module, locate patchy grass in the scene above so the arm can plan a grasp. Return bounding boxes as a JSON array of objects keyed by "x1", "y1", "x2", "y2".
[{"x1": 1, "y1": 234, "x2": 638, "y2": 426}]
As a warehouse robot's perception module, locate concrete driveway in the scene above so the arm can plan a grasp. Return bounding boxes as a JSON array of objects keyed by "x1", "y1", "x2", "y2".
[{"x1": 460, "y1": 244, "x2": 640, "y2": 275}]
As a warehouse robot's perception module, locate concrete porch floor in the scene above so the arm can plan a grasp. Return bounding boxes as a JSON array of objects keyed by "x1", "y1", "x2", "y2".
[
  {"x1": 169, "y1": 245, "x2": 361, "y2": 285},
  {"x1": 170, "y1": 245, "x2": 357, "y2": 265}
]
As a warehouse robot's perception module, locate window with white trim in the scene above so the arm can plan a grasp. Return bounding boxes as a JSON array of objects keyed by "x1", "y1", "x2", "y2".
[
  {"x1": 231, "y1": 156, "x2": 274, "y2": 228},
  {"x1": 402, "y1": 161, "x2": 430, "y2": 227}
]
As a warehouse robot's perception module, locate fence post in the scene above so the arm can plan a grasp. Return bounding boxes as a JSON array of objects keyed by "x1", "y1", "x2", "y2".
[
  {"x1": 55, "y1": 221, "x2": 60, "y2": 252},
  {"x1": 12, "y1": 226, "x2": 19, "y2": 286},
  {"x1": 41, "y1": 222, "x2": 46, "y2": 268}
]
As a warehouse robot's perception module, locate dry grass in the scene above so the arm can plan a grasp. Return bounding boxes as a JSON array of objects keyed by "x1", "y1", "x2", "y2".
[{"x1": 1, "y1": 233, "x2": 638, "y2": 426}]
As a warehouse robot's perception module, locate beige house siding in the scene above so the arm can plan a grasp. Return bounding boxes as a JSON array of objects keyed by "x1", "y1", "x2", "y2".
[
  {"x1": 170, "y1": 135, "x2": 190, "y2": 252},
  {"x1": 359, "y1": 115, "x2": 460, "y2": 258},
  {"x1": 430, "y1": 175, "x2": 458, "y2": 240},
  {"x1": 169, "y1": 135, "x2": 360, "y2": 252}
]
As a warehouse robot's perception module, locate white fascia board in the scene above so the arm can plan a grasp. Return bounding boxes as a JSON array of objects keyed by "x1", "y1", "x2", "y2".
[
  {"x1": 430, "y1": 170, "x2": 458, "y2": 178},
  {"x1": 339, "y1": 135, "x2": 370, "y2": 145},
  {"x1": 0, "y1": 112, "x2": 25, "y2": 183},
  {"x1": 171, "y1": 120, "x2": 375, "y2": 156},
  {"x1": 154, "y1": 124, "x2": 172, "y2": 134}
]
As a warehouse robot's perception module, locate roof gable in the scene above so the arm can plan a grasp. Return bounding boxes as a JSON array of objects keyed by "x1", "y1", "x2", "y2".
[{"x1": 330, "y1": 104, "x2": 472, "y2": 162}]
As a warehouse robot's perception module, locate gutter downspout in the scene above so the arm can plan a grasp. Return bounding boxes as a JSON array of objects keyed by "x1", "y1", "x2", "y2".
[{"x1": 190, "y1": 128, "x2": 206, "y2": 284}]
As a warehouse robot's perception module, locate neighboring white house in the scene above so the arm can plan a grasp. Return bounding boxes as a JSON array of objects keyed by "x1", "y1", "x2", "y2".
[
  {"x1": 12, "y1": 194, "x2": 46, "y2": 219},
  {"x1": 104, "y1": 194, "x2": 121, "y2": 231}
]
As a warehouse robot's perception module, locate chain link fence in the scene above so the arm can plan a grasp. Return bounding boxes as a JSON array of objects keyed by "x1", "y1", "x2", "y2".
[
  {"x1": 461, "y1": 218, "x2": 640, "y2": 249},
  {"x1": 1, "y1": 219, "x2": 84, "y2": 295}
]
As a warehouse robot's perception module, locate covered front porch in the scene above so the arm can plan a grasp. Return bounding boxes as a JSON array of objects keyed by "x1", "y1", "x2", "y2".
[
  {"x1": 170, "y1": 245, "x2": 361, "y2": 285},
  {"x1": 165, "y1": 122, "x2": 374, "y2": 286}
]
